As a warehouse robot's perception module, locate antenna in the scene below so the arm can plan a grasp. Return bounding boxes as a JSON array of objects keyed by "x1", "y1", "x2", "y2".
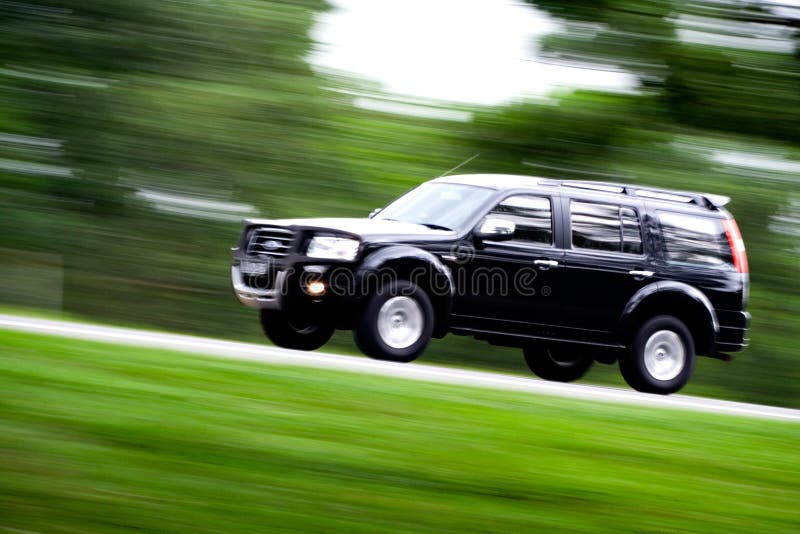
[{"x1": 439, "y1": 153, "x2": 480, "y2": 177}]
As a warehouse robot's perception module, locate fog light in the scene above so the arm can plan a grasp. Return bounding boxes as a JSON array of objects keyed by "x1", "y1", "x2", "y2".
[{"x1": 306, "y1": 280, "x2": 326, "y2": 296}]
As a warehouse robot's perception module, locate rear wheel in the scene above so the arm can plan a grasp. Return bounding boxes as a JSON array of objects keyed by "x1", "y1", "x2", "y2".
[
  {"x1": 620, "y1": 315, "x2": 695, "y2": 394},
  {"x1": 260, "y1": 309, "x2": 334, "y2": 351},
  {"x1": 354, "y1": 280, "x2": 434, "y2": 362},
  {"x1": 523, "y1": 346, "x2": 593, "y2": 382}
]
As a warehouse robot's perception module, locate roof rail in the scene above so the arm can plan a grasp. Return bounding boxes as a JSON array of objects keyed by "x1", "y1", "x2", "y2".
[
  {"x1": 563, "y1": 182, "x2": 624, "y2": 194},
  {"x1": 552, "y1": 180, "x2": 730, "y2": 209},
  {"x1": 631, "y1": 187, "x2": 730, "y2": 208}
]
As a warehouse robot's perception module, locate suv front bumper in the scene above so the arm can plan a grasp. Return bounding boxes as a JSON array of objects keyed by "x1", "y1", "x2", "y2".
[{"x1": 231, "y1": 265, "x2": 287, "y2": 309}]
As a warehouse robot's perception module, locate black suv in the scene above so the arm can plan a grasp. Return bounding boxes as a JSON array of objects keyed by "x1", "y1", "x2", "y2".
[{"x1": 231, "y1": 174, "x2": 750, "y2": 394}]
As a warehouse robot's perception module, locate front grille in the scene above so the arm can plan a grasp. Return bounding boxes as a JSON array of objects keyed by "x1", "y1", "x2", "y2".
[{"x1": 247, "y1": 226, "x2": 295, "y2": 258}]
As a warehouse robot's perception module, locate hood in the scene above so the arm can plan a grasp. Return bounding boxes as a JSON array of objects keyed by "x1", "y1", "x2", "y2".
[{"x1": 244, "y1": 217, "x2": 457, "y2": 243}]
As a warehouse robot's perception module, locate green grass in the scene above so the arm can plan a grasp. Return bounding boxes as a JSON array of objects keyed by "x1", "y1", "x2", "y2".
[{"x1": 1, "y1": 331, "x2": 798, "y2": 533}]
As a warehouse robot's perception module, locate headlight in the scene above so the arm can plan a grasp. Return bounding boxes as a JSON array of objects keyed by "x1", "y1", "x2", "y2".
[{"x1": 306, "y1": 236, "x2": 360, "y2": 261}]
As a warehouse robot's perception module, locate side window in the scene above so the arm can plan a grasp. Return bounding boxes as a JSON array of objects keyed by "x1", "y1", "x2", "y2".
[
  {"x1": 621, "y1": 207, "x2": 643, "y2": 254},
  {"x1": 659, "y1": 212, "x2": 733, "y2": 269},
  {"x1": 571, "y1": 201, "x2": 643, "y2": 254},
  {"x1": 488, "y1": 195, "x2": 553, "y2": 245}
]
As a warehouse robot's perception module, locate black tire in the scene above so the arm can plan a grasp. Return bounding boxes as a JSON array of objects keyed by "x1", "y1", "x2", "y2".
[
  {"x1": 353, "y1": 280, "x2": 434, "y2": 363},
  {"x1": 260, "y1": 309, "x2": 334, "y2": 351},
  {"x1": 620, "y1": 315, "x2": 695, "y2": 394},
  {"x1": 523, "y1": 346, "x2": 593, "y2": 382}
]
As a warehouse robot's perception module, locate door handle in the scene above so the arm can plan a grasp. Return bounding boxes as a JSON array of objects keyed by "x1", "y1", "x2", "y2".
[
  {"x1": 534, "y1": 259, "x2": 559, "y2": 268},
  {"x1": 629, "y1": 270, "x2": 654, "y2": 278}
]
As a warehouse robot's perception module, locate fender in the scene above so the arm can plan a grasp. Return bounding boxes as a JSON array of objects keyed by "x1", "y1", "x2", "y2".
[
  {"x1": 355, "y1": 245, "x2": 454, "y2": 297},
  {"x1": 619, "y1": 280, "x2": 719, "y2": 335},
  {"x1": 355, "y1": 245, "x2": 454, "y2": 338}
]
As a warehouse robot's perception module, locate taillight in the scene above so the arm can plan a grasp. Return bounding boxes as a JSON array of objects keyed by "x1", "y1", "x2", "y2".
[{"x1": 722, "y1": 218, "x2": 748, "y2": 274}]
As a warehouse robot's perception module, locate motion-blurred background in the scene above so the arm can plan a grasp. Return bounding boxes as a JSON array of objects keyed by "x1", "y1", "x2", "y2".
[{"x1": 0, "y1": 0, "x2": 798, "y2": 406}]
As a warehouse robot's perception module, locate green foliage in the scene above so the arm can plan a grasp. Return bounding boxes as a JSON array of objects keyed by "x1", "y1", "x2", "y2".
[{"x1": 531, "y1": 0, "x2": 800, "y2": 142}]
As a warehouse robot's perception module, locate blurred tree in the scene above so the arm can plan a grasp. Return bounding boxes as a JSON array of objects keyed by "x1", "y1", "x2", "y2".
[
  {"x1": 0, "y1": 0, "x2": 337, "y2": 214},
  {"x1": 531, "y1": 0, "x2": 800, "y2": 142},
  {"x1": 0, "y1": 0, "x2": 353, "y2": 331}
]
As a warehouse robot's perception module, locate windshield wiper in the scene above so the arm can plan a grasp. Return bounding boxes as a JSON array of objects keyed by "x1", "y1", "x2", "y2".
[
  {"x1": 418, "y1": 222, "x2": 452, "y2": 231},
  {"x1": 380, "y1": 217, "x2": 452, "y2": 232}
]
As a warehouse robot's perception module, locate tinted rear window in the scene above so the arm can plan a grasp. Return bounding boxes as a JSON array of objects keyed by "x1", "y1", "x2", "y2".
[{"x1": 658, "y1": 212, "x2": 733, "y2": 269}]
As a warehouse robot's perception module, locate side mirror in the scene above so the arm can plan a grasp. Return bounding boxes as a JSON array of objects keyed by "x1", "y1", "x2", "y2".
[
  {"x1": 369, "y1": 208, "x2": 382, "y2": 219},
  {"x1": 475, "y1": 217, "x2": 515, "y2": 241}
]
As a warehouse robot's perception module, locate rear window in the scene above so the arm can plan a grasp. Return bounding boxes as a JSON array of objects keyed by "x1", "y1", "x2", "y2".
[{"x1": 658, "y1": 212, "x2": 733, "y2": 269}]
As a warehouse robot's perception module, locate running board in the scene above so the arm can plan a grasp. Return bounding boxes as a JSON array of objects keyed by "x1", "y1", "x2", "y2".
[{"x1": 449, "y1": 326, "x2": 625, "y2": 350}]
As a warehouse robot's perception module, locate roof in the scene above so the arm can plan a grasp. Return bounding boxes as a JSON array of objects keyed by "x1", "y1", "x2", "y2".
[
  {"x1": 433, "y1": 173, "x2": 730, "y2": 210},
  {"x1": 433, "y1": 173, "x2": 542, "y2": 190}
]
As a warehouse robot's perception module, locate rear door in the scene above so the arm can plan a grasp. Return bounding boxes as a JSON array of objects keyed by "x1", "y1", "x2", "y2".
[{"x1": 559, "y1": 195, "x2": 656, "y2": 338}]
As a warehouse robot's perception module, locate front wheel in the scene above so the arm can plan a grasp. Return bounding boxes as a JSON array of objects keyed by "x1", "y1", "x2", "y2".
[
  {"x1": 260, "y1": 309, "x2": 334, "y2": 351},
  {"x1": 620, "y1": 315, "x2": 695, "y2": 394},
  {"x1": 354, "y1": 280, "x2": 434, "y2": 363},
  {"x1": 523, "y1": 346, "x2": 593, "y2": 382}
]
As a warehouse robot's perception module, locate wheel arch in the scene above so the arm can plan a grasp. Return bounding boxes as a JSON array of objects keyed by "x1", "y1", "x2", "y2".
[
  {"x1": 356, "y1": 246, "x2": 454, "y2": 338},
  {"x1": 619, "y1": 282, "x2": 719, "y2": 355}
]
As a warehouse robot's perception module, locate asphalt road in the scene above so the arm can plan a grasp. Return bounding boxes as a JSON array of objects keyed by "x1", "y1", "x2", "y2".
[{"x1": 1, "y1": 313, "x2": 798, "y2": 423}]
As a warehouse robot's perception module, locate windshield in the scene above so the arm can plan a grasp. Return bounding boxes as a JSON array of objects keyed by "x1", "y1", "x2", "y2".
[{"x1": 375, "y1": 182, "x2": 495, "y2": 231}]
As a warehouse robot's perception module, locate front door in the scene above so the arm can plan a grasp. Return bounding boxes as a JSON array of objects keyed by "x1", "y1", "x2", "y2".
[{"x1": 451, "y1": 193, "x2": 567, "y2": 336}]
